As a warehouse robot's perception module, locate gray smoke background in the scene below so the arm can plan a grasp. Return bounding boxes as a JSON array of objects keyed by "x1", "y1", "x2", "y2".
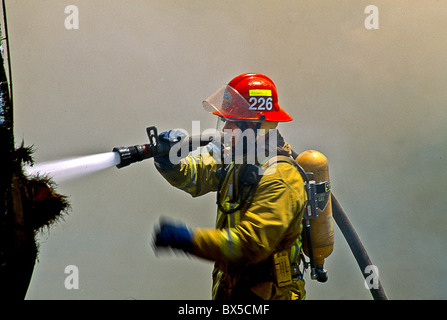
[{"x1": 7, "y1": 0, "x2": 447, "y2": 299}]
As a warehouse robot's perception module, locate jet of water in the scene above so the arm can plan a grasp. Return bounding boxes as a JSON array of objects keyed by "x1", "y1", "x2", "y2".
[{"x1": 24, "y1": 152, "x2": 121, "y2": 183}]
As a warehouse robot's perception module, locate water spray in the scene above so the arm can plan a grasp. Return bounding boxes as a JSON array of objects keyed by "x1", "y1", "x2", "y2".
[{"x1": 24, "y1": 152, "x2": 121, "y2": 183}]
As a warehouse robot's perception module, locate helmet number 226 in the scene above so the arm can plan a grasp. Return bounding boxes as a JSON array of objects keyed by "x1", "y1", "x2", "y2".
[{"x1": 248, "y1": 97, "x2": 273, "y2": 111}]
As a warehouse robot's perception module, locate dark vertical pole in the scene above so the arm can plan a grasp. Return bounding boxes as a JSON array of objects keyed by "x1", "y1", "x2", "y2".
[
  {"x1": 0, "y1": 1, "x2": 37, "y2": 300},
  {"x1": 0, "y1": 0, "x2": 17, "y2": 298}
]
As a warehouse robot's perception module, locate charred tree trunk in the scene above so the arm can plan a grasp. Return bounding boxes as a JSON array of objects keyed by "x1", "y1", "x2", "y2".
[
  {"x1": 0, "y1": 13, "x2": 69, "y2": 299},
  {"x1": 0, "y1": 35, "x2": 35, "y2": 299}
]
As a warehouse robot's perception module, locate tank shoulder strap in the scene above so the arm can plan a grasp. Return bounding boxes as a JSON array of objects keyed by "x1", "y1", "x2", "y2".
[
  {"x1": 262, "y1": 155, "x2": 300, "y2": 171},
  {"x1": 262, "y1": 155, "x2": 309, "y2": 185}
]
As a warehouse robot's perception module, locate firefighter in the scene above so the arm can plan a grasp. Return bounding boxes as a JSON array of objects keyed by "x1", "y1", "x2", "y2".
[{"x1": 153, "y1": 73, "x2": 307, "y2": 300}]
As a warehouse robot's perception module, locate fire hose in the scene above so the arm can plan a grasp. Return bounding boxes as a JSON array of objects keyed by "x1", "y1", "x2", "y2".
[{"x1": 331, "y1": 194, "x2": 388, "y2": 300}]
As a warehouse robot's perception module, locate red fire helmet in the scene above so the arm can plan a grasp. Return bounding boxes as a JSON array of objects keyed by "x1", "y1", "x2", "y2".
[{"x1": 203, "y1": 73, "x2": 293, "y2": 122}]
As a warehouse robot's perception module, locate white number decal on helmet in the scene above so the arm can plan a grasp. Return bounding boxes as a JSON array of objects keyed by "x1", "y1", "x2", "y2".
[{"x1": 248, "y1": 97, "x2": 273, "y2": 111}]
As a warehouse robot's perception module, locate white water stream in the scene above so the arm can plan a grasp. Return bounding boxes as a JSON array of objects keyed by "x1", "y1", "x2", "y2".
[{"x1": 24, "y1": 152, "x2": 121, "y2": 183}]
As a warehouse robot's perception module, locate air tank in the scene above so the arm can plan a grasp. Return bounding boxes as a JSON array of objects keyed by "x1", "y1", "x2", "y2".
[{"x1": 296, "y1": 150, "x2": 334, "y2": 282}]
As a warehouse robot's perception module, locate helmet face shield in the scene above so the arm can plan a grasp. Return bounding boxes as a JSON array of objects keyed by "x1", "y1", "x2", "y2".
[
  {"x1": 215, "y1": 115, "x2": 226, "y2": 133},
  {"x1": 203, "y1": 85, "x2": 266, "y2": 122}
]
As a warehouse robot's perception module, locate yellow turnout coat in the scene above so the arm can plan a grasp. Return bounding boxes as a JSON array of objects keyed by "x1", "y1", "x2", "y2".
[{"x1": 155, "y1": 143, "x2": 307, "y2": 300}]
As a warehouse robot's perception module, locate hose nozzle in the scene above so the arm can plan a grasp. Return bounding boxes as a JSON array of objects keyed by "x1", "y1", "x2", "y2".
[
  {"x1": 112, "y1": 144, "x2": 151, "y2": 169},
  {"x1": 112, "y1": 126, "x2": 167, "y2": 169},
  {"x1": 113, "y1": 126, "x2": 216, "y2": 169}
]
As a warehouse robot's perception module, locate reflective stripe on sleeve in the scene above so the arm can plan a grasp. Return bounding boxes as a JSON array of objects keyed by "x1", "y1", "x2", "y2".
[{"x1": 178, "y1": 157, "x2": 198, "y2": 190}]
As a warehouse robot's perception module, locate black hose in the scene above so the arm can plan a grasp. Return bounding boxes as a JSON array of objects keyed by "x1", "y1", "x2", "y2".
[{"x1": 331, "y1": 193, "x2": 388, "y2": 300}]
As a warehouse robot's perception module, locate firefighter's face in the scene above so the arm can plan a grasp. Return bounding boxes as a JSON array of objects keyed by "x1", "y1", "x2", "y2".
[
  {"x1": 222, "y1": 120, "x2": 239, "y2": 146},
  {"x1": 222, "y1": 120, "x2": 257, "y2": 147},
  {"x1": 222, "y1": 119, "x2": 239, "y2": 131}
]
